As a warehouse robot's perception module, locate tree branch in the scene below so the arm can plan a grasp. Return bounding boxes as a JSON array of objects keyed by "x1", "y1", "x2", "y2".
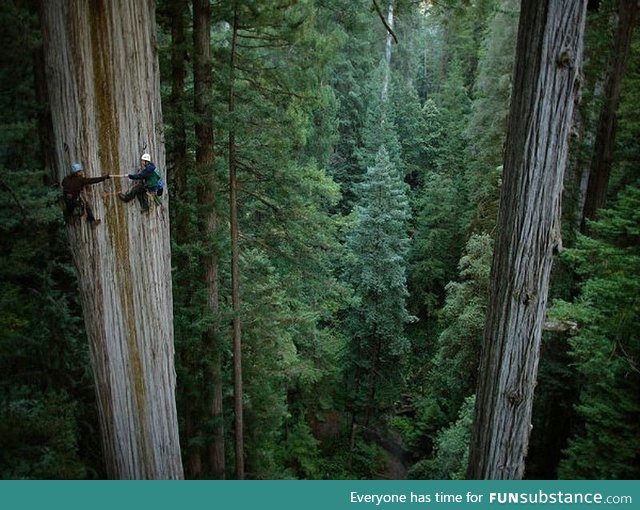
[
  {"x1": 0, "y1": 175, "x2": 27, "y2": 218},
  {"x1": 239, "y1": 187, "x2": 280, "y2": 213},
  {"x1": 543, "y1": 319, "x2": 579, "y2": 333},
  {"x1": 372, "y1": 0, "x2": 398, "y2": 44}
]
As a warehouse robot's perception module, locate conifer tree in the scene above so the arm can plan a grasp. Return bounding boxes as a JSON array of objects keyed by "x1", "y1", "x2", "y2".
[
  {"x1": 465, "y1": 0, "x2": 519, "y2": 233},
  {"x1": 409, "y1": 234, "x2": 492, "y2": 468},
  {"x1": 215, "y1": 0, "x2": 345, "y2": 478},
  {"x1": 324, "y1": 0, "x2": 382, "y2": 212},
  {"x1": 419, "y1": 234, "x2": 492, "y2": 420},
  {"x1": 345, "y1": 146, "x2": 412, "y2": 439},
  {"x1": 0, "y1": 0, "x2": 108, "y2": 479},
  {"x1": 420, "y1": 99, "x2": 445, "y2": 176},
  {"x1": 391, "y1": 78, "x2": 428, "y2": 188},
  {"x1": 356, "y1": 71, "x2": 404, "y2": 184},
  {"x1": 582, "y1": 0, "x2": 638, "y2": 227},
  {"x1": 553, "y1": 184, "x2": 640, "y2": 479},
  {"x1": 409, "y1": 173, "x2": 463, "y2": 318}
]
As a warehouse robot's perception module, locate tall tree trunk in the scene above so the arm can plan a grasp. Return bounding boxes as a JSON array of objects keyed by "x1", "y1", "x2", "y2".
[
  {"x1": 363, "y1": 335, "x2": 382, "y2": 428},
  {"x1": 193, "y1": 0, "x2": 225, "y2": 479},
  {"x1": 184, "y1": 399, "x2": 202, "y2": 477},
  {"x1": 33, "y1": 43, "x2": 55, "y2": 184},
  {"x1": 209, "y1": 352, "x2": 226, "y2": 478},
  {"x1": 467, "y1": 0, "x2": 587, "y2": 480},
  {"x1": 347, "y1": 356, "x2": 362, "y2": 465},
  {"x1": 40, "y1": 0, "x2": 183, "y2": 479},
  {"x1": 581, "y1": 0, "x2": 637, "y2": 228},
  {"x1": 229, "y1": 5, "x2": 245, "y2": 480}
]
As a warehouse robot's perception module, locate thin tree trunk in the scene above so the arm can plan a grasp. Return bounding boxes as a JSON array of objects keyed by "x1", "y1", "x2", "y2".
[
  {"x1": 40, "y1": 0, "x2": 183, "y2": 479},
  {"x1": 169, "y1": 0, "x2": 188, "y2": 201},
  {"x1": 581, "y1": 0, "x2": 637, "y2": 228},
  {"x1": 381, "y1": 2, "x2": 394, "y2": 101},
  {"x1": 347, "y1": 366, "x2": 361, "y2": 468},
  {"x1": 209, "y1": 353, "x2": 226, "y2": 479},
  {"x1": 166, "y1": 0, "x2": 202, "y2": 478},
  {"x1": 229, "y1": 5, "x2": 245, "y2": 480},
  {"x1": 467, "y1": 0, "x2": 587, "y2": 480},
  {"x1": 193, "y1": 0, "x2": 225, "y2": 479},
  {"x1": 185, "y1": 399, "x2": 202, "y2": 477},
  {"x1": 33, "y1": 43, "x2": 55, "y2": 184},
  {"x1": 364, "y1": 331, "x2": 381, "y2": 429}
]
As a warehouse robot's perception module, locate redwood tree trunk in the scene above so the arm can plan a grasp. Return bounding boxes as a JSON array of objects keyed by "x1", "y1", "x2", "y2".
[
  {"x1": 466, "y1": 0, "x2": 587, "y2": 480},
  {"x1": 581, "y1": 0, "x2": 637, "y2": 228},
  {"x1": 193, "y1": 0, "x2": 226, "y2": 480},
  {"x1": 169, "y1": 0, "x2": 188, "y2": 201},
  {"x1": 40, "y1": 0, "x2": 183, "y2": 479},
  {"x1": 229, "y1": 6, "x2": 245, "y2": 480}
]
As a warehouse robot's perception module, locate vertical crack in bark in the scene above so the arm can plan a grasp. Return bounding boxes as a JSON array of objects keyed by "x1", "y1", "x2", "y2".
[{"x1": 89, "y1": 0, "x2": 149, "y2": 478}]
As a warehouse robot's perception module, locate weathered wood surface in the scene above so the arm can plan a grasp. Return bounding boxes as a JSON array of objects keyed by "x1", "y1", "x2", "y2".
[
  {"x1": 467, "y1": 0, "x2": 587, "y2": 480},
  {"x1": 40, "y1": 0, "x2": 183, "y2": 479}
]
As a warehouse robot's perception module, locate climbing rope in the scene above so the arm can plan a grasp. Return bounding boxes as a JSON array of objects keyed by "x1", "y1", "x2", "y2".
[{"x1": 85, "y1": 190, "x2": 122, "y2": 197}]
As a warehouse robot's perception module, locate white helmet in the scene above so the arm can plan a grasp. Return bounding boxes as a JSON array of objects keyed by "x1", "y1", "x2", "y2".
[{"x1": 141, "y1": 153, "x2": 152, "y2": 162}]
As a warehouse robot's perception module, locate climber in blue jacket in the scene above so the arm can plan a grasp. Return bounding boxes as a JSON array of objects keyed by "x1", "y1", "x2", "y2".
[{"x1": 118, "y1": 153, "x2": 164, "y2": 213}]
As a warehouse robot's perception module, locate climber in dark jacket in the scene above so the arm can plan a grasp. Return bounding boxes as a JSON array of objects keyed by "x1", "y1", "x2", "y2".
[
  {"x1": 61, "y1": 162, "x2": 110, "y2": 224},
  {"x1": 118, "y1": 153, "x2": 163, "y2": 213}
]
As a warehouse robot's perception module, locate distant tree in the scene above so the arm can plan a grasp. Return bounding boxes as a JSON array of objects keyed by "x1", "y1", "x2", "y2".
[
  {"x1": 582, "y1": 0, "x2": 638, "y2": 228},
  {"x1": 344, "y1": 146, "x2": 412, "y2": 444},
  {"x1": 420, "y1": 99, "x2": 445, "y2": 175},
  {"x1": 357, "y1": 76, "x2": 404, "y2": 177},
  {"x1": 467, "y1": 0, "x2": 587, "y2": 480},
  {"x1": 420, "y1": 234, "x2": 492, "y2": 422},
  {"x1": 192, "y1": 0, "x2": 225, "y2": 480},
  {"x1": 391, "y1": 78, "x2": 428, "y2": 188},
  {"x1": 554, "y1": 184, "x2": 640, "y2": 479},
  {"x1": 434, "y1": 62, "x2": 471, "y2": 181},
  {"x1": 227, "y1": 4, "x2": 245, "y2": 479},
  {"x1": 465, "y1": 0, "x2": 520, "y2": 233},
  {"x1": 431, "y1": 0, "x2": 496, "y2": 90},
  {"x1": 213, "y1": 0, "x2": 345, "y2": 479},
  {"x1": 410, "y1": 234, "x2": 492, "y2": 464},
  {"x1": 409, "y1": 395, "x2": 476, "y2": 480},
  {"x1": 162, "y1": 0, "x2": 189, "y2": 201},
  {"x1": 324, "y1": 0, "x2": 381, "y2": 212},
  {"x1": 409, "y1": 173, "x2": 463, "y2": 318}
]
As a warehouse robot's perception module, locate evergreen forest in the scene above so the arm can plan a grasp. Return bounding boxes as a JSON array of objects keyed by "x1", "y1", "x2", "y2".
[{"x1": 0, "y1": 0, "x2": 638, "y2": 480}]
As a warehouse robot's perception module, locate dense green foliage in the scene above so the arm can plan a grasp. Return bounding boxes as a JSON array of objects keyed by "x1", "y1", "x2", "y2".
[
  {"x1": 552, "y1": 185, "x2": 640, "y2": 479},
  {"x1": 1, "y1": 0, "x2": 638, "y2": 479},
  {"x1": 344, "y1": 146, "x2": 412, "y2": 428},
  {"x1": 0, "y1": 0, "x2": 102, "y2": 479}
]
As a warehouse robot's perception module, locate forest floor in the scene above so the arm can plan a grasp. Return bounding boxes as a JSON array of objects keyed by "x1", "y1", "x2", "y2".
[{"x1": 374, "y1": 429, "x2": 410, "y2": 479}]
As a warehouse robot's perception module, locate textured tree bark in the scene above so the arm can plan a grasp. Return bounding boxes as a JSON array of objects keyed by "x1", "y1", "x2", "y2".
[
  {"x1": 581, "y1": 0, "x2": 637, "y2": 228},
  {"x1": 40, "y1": 0, "x2": 183, "y2": 479},
  {"x1": 466, "y1": 0, "x2": 587, "y2": 480}
]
